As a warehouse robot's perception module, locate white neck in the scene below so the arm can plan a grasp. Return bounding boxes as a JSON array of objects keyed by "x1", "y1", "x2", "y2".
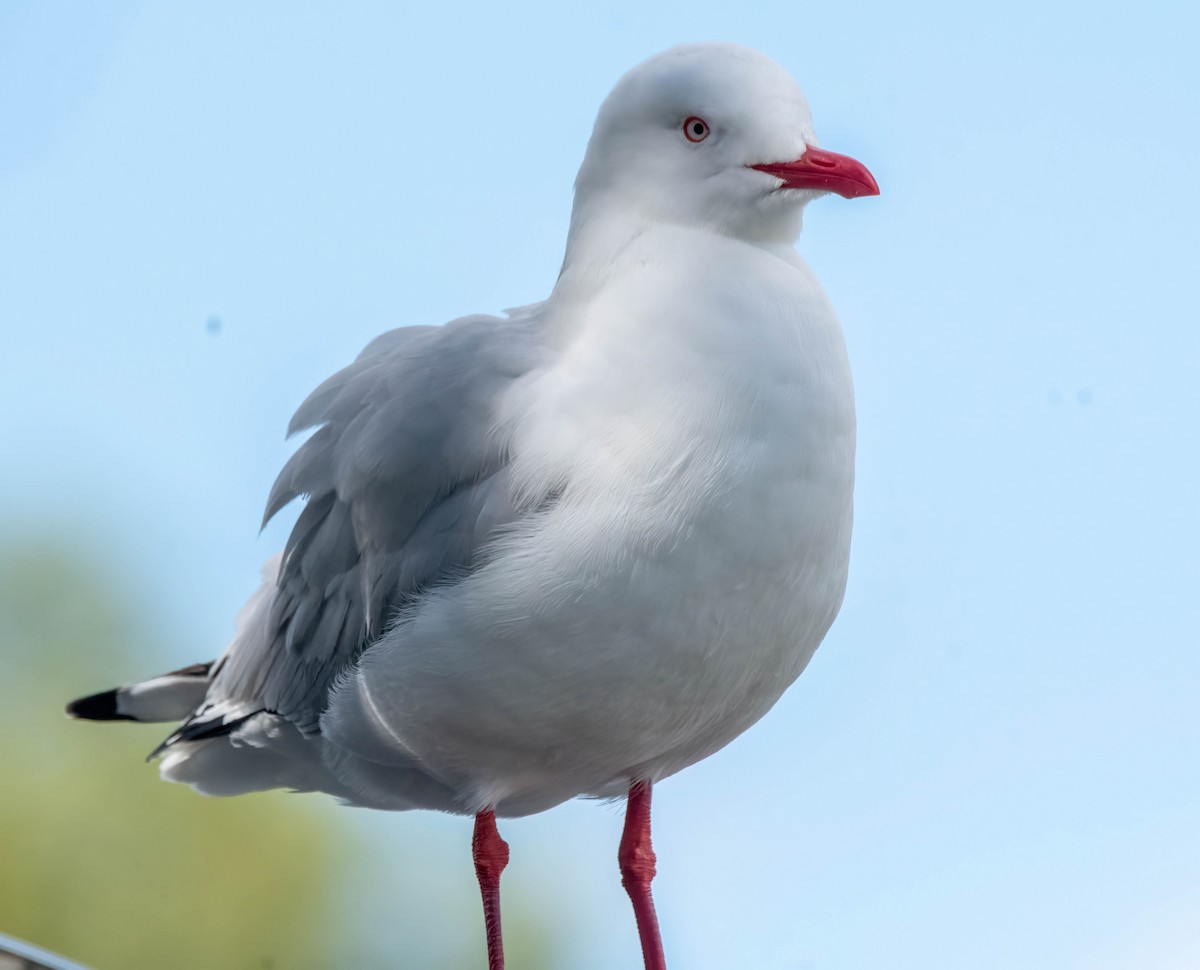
[{"x1": 559, "y1": 186, "x2": 807, "y2": 303}]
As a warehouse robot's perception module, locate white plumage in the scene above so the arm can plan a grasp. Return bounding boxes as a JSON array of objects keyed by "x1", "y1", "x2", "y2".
[{"x1": 71, "y1": 37, "x2": 871, "y2": 853}]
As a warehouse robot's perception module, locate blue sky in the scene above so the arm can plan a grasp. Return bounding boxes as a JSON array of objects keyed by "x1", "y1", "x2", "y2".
[{"x1": 2, "y1": 1, "x2": 1198, "y2": 967}]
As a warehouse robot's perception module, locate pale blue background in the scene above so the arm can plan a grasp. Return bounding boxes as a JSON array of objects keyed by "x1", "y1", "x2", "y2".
[{"x1": 2, "y1": 1, "x2": 1197, "y2": 967}]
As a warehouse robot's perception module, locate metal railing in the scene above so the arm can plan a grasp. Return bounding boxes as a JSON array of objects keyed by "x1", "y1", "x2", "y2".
[{"x1": 0, "y1": 934, "x2": 93, "y2": 970}]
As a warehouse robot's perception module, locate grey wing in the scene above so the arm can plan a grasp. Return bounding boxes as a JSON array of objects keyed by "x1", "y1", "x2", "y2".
[{"x1": 161, "y1": 310, "x2": 543, "y2": 750}]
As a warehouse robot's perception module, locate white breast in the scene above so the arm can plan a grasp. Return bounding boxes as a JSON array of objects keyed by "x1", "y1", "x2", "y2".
[{"x1": 337, "y1": 226, "x2": 855, "y2": 816}]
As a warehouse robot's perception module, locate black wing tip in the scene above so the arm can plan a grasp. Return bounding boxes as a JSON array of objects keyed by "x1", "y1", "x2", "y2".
[
  {"x1": 146, "y1": 733, "x2": 177, "y2": 762},
  {"x1": 65, "y1": 689, "x2": 135, "y2": 722},
  {"x1": 165, "y1": 661, "x2": 213, "y2": 679},
  {"x1": 146, "y1": 708, "x2": 264, "y2": 762}
]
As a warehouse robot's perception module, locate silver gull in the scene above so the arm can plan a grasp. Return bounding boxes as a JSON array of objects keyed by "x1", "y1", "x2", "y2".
[{"x1": 68, "y1": 41, "x2": 878, "y2": 970}]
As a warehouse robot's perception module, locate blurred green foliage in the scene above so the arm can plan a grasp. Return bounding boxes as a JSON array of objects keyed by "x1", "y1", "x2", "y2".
[
  {"x1": 0, "y1": 542, "x2": 348, "y2": 969},
  {"x1": 0, "y1": 539, "x2": 559, "y2": 970}
]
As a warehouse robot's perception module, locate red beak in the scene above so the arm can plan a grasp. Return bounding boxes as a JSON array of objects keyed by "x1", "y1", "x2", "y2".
[{"x1": 750, "y1": 146, "x2": 879, "y2": 199}]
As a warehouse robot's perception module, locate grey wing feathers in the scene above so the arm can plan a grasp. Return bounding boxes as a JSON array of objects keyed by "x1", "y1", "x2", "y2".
[{"x1": 180, "y1": 312, "x2": 541, "y2": 740}]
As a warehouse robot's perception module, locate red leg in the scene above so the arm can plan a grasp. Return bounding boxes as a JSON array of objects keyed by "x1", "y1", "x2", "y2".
[
  {"x1": 473, "y1": 810, "x2": 510, "y2": 970},
  {"x1": 619, "y1": 780, "x2": 668, "y2": 970}
]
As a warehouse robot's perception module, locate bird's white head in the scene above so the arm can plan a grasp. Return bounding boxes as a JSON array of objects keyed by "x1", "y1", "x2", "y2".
[{"x1": 567, "y1": 43, "x2": 878, "y2": 254}]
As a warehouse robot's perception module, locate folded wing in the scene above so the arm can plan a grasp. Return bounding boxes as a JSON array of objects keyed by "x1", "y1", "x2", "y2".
[{"x1": 156, "y1": 310, "x2": 543, "y2": 753}]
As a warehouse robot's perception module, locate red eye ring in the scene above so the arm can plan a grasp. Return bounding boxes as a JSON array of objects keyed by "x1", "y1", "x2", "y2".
[{"x1": 683, "y1": 116, "x2": 710, "y2": 143}]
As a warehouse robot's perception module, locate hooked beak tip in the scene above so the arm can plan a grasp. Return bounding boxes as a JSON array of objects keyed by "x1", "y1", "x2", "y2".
[{"x1": 750, "y1": 145, "x2": 879, "y2": 200}]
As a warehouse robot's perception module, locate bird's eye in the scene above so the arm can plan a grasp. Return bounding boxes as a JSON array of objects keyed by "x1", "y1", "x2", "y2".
[{"x1": 682, "y1": 116, "x2": 710, "y2": 143}]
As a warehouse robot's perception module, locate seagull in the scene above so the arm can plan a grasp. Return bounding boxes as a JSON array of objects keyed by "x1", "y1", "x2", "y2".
[{"x1": 67, "y1": 42, "x2": 877, "y2": 970}]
